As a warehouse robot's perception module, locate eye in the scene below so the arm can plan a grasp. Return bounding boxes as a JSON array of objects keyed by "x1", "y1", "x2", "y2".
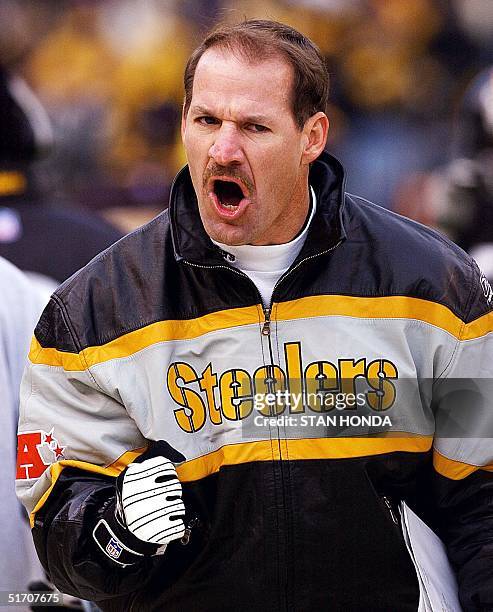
[
  {"x1": 246, "y1": 123, "x2": 269, "y2": 133},
  {"x1": 197, "y1": 116, "x2": 220, "y2": 126}
]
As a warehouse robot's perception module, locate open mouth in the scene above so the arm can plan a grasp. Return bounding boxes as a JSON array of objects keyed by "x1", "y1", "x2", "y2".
[{"x1": 213, "y1": 179, "x2": 245, "y2": 210}]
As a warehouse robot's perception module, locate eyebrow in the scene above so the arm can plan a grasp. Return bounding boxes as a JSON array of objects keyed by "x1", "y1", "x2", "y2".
[
  {"x1": 190, "y1": 105, "x2": 270, "y2": 125},
  {"x1": 189, "y1": 105, "x2": 215, "y2": 116}
]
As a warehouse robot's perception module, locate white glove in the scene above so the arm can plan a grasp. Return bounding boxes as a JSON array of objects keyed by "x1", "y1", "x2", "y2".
[
  {"x1": 93, "y1": 442, "x2": 189, "y2": 565},
  {"x1": 119, "y1": 456, "x2": 186, "y2": 547}
]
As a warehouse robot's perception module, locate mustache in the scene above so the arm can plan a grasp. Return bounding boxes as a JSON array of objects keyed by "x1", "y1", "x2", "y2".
[{"x1": 203, "y1": 164, "x2": 254, "y2": 195}]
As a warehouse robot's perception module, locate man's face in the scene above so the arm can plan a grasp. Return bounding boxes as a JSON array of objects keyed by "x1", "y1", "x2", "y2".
[{"x1": 182, "y1": 48, "x2": 312, "y2": 246}]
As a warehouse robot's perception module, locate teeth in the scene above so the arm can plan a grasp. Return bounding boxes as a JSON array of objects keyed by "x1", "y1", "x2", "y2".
[{"x1": 221, "y1": 203, "x2": 238, "y2": 210}]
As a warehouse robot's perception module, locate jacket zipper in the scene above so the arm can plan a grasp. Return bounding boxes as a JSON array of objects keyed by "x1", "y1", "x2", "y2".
[
  {"x1": 259, "y1": 239, "x2": 343, "y2": 337},
  {"x1": 262, "y1": 307, "x2": 271, "y2": 336}
]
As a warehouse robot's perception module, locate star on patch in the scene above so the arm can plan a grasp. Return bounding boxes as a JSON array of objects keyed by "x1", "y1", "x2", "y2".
[{"x1": 54, "y1": 444, "x2": 65, "y2": 459}]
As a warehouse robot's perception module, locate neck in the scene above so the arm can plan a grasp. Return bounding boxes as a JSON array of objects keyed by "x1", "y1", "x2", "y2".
[{"x1": 252, "y1": 178, "x2": 310, "y2": 246}]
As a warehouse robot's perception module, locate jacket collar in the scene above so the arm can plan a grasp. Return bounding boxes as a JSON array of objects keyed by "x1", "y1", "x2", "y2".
[{"x1": 170, "y1": 150, "x2": 347, "y2": 265}]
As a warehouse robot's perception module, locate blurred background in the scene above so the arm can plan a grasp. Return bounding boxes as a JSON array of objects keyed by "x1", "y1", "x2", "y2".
[{"x1": 1, "y1": 0, "x2": 493, "y2": 268}]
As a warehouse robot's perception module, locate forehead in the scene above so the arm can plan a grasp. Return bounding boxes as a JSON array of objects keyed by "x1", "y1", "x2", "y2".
[{"x1": 190, "y1": 47, "x2": 293, "y2": 117}]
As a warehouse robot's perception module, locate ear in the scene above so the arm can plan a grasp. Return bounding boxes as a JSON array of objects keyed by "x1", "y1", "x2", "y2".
[{"x1": 301, "y1": 112, "x2": 329, "y2": 165}]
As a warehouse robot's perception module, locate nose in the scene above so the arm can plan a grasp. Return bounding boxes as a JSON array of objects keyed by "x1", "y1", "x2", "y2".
[{"x1": 208, "y1": 124, "x2": 244, "y2": 166}]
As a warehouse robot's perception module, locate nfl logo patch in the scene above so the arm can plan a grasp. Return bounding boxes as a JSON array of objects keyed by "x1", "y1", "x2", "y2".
[{"x1": 106, "y1": 538, "x2": 123, "y2": 559}]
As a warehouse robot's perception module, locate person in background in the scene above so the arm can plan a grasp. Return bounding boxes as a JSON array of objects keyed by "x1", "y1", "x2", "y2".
[
  {"x1": 395, "y1": 66, "x2": 493, "y2": 282},
  {"x1": 0, "y1": 65, "x2": 123, "y2": 292},
  {"x1": 0, "y1": 256, "x2": 93, "y2": 612},
  {"x1": 0, "y1": 256, "x2": 46, "y2": 605},
  {"x1": 438, "y1": 67, "x2": 493, "y2": 279}
]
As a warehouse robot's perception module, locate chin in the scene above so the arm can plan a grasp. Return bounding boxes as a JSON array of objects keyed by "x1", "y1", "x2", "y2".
[
  {"x1": 206, "y1": 222, "x2": 250, "y2": 246},
  {"x1": 215, "y1": 232, "x2": 249, "y2": 247}
]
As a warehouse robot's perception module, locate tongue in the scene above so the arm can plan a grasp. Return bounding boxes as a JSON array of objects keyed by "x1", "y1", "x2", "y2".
[{"x1": 216, "y1": 181, "x2": 243, "y2": 207}]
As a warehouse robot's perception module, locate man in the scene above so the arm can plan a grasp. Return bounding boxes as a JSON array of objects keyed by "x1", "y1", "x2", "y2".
[{"x1": 17, "y1": 20, "x2": 493, "y2": 611}]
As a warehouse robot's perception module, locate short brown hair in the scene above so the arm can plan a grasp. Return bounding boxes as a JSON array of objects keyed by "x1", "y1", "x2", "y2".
[{"x1": 183, "y1": 19, "x2": 329, "y2": 130}]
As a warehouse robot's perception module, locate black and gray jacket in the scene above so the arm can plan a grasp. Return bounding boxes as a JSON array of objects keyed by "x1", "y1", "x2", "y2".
[{"x1": 16, "y1": 152, "x2": 493, "y2": 611}]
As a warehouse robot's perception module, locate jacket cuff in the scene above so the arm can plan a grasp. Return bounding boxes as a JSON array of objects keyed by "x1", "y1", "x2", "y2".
[{"x1": 92, "y1": 501, "x2": 163, "y2": 567}]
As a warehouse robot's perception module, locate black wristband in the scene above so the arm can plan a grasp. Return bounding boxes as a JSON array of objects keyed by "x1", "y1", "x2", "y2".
[{"x1": 92, "y1": 501, "x2": 163, "y2": 567}]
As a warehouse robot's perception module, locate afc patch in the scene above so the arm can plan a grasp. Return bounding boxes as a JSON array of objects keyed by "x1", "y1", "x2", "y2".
[{"x1": 16, "y1": 428, "x2": 66, "y2": 480}]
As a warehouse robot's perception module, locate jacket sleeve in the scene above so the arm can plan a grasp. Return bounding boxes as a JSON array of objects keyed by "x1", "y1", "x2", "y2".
[
  {"x1": 15, "y1": 295, "x2": 155, "y2": 602},
  {"x1": 431, "y1": 262, "x2": 493, "y2": 611}
]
